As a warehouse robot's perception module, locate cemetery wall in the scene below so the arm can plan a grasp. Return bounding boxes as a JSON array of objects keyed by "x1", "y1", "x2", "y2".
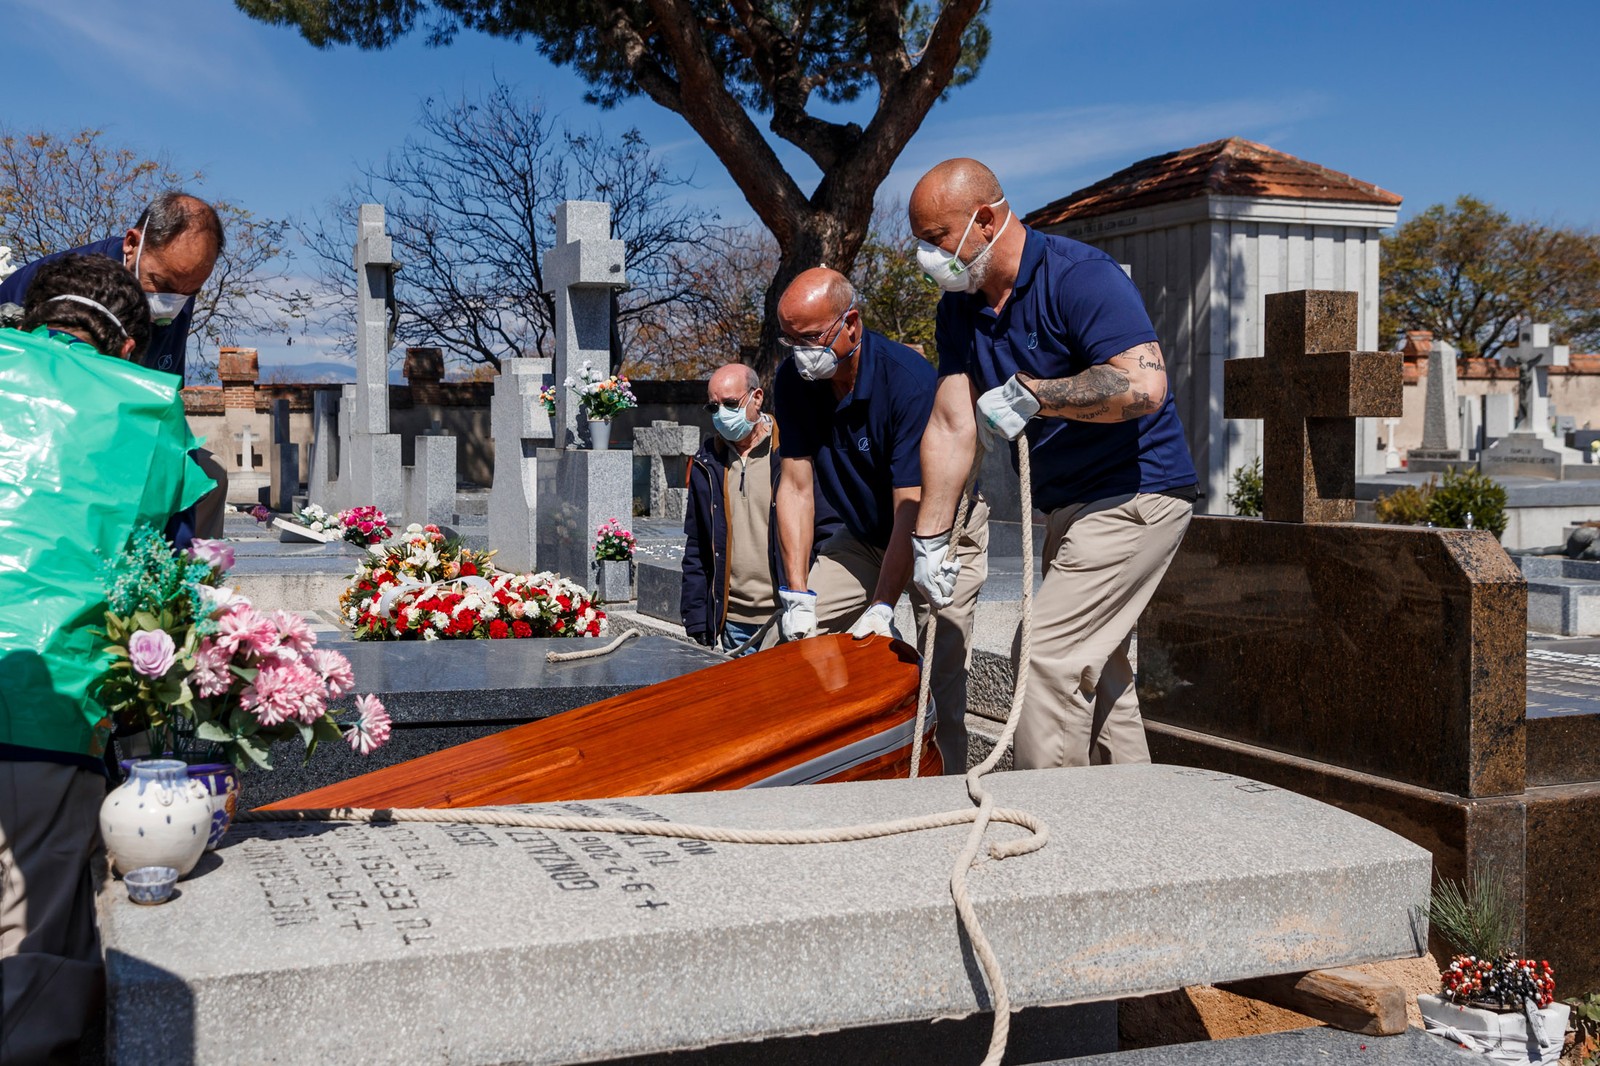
[{"x1": 182, "y1": 363, "x2": 714, "y2": 500}]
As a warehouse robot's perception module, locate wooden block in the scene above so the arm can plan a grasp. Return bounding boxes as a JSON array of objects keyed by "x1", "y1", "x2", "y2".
[{"x1": 1219, "y1": 966, "x2": 1408, "y2": 1036}]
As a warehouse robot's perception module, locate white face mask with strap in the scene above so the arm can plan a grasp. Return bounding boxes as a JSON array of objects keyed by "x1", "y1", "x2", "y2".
[
  {"x1": 916, "y1": 196, "x2": 1010, "y2": 294},
  {"x1": 130, "y1": 221, "x2": 192, "y2": 326}
]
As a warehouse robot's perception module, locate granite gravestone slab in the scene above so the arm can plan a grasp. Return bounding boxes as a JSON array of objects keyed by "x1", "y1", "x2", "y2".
[
  {"x1": 1524, "y1": 646, "x2": 1600, "y2": 787},
  {"x1": 242, "y1": 635, "x2": 720, "y2": 807},
  {"x1": 1408, "y1": 339, "x2": 1464, "y2": 472},
  {"x1": 268, "y1": 398, "x2": 300, "y2": 513},
  {"x1": 486, "y1": 357, "x2": 554, "y2": 571},
  {"x1": 1144, "y1": 289, "x2": 1600, "y2": 992},
  {"x1": 101, "y1": 765, "x2": 1431, "y2": 1066}
]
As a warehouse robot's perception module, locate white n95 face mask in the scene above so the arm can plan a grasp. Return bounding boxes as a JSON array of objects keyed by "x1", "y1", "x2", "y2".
[
  {"x1": 130, "y1": 220, "x2": 193, "y2": 325},
  {"x1": 916, "y1": 196, "x2": 1010, "y2": 294},
  {"x1": 794, "y1": 345, "x2": 840, "y2": 381}
]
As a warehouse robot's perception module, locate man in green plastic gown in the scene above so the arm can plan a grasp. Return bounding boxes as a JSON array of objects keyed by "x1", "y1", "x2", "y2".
[{"x1": 0, "y1": 254, "x2": 213, "y2": 1062}]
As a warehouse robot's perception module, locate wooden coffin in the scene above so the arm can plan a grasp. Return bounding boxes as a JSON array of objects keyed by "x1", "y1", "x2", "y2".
[{"x1": 261, "y1": 633, "x2": 938, "y2": 810}]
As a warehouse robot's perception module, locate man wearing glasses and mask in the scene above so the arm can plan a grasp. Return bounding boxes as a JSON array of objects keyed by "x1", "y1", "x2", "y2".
[
  {"x1": 682, "y1": 362, "x2": 814, "y2": 655},
  {"x1": 771, "y1": 267, "x2": 988, "y2": 774},
  {"x1": 0, "y1": 191, "x2": 230, "y2": 539}
]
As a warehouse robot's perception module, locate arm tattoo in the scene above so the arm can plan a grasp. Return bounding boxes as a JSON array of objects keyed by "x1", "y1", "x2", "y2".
[
  {"x1": 1134, "y1": 342, "x2": 1165, "y2": 372},
  {"x1": 1029, "y1": 364, "x2": 1129, "y2": 413},
  {"x1": 1122, "y1": 390, "x2": 1158, "y2": 419}
]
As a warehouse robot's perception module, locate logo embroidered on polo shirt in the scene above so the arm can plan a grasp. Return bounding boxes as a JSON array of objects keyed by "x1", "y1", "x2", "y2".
[
  {"x1": 857, "y1": 436, "x2": 871, "y2": 451},
  {"x1": 1027, "y1": 331, "x2": 1038, "y2": 350}
]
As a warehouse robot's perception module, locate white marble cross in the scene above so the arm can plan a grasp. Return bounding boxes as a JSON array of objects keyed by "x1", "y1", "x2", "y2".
[
  {"x1": 1503, "y1": 322, "x2": 1570, "y2": 439},
  {"x1": 234, "y1": 426, "x2": 259, "y2": 472},
  {"x1": 352, "y1": 204, "x2": 398, "y2": 437},
  {"x1": 541, "y1": 201, "x2": 627, "y2": 449}
]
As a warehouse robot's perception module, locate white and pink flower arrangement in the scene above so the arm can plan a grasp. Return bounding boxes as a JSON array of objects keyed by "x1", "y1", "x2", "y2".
[
  {"x1": 95, "y1": 526, "x2": 390, "y2": 772},
  {"x1": 339, "y1": 523, "x2": 606, "y2": 641},
  {"x1": 336, "y1": 504, "x2": 391, "y2": 546},
  {"x1": 594, "y1": 517, "x2": 636, "y2": 562}
]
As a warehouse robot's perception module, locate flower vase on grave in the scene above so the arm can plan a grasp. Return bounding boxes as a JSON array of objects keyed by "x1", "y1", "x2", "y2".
[
  {"x1": 587, "y1": 418, "x2": 611, "y2": 452},
  {"x1": 594, "y1": 558, "x2": 632, "y2": 602},
  {"x1": 118, "y1": 724, "x2": 242, "y2": 851},
  {"x1": 100, "y1": 759, "x2": 213, "y2": 877}
]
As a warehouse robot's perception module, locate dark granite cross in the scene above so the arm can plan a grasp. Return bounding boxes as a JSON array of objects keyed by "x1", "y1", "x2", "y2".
[{"x1": 1225, "y1": 290, "x2": 1402, "y2": 523}]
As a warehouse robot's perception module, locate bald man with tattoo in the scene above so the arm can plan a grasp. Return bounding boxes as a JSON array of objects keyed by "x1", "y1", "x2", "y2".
[{"x1": 907, "y1": 158, "x2": 1198, "y2": 769}]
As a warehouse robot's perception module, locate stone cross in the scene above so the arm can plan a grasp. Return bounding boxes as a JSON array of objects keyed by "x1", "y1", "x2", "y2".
[
  {"x1": 541, "y1": 201, "x2": 627, "y2": 449},
  {"x1": 352, "y1": 204, "x2": 398, "y2": 437},
  {"x1": 233, "y1": 425, "x2": 259, "y2": 473},
  {"x1": 268, "y1": 398, "x2": 300, "y2": 513},
  {"x1": 1503, "y1": 321, "x2": 1569, "y2": 439},
  {"x1": 1224, "y1": 290, "x2": 1403, "y2": 523}
]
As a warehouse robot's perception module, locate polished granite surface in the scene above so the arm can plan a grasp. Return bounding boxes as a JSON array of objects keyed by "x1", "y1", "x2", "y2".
[
  {"x1": 1224, "y1": 290, "x2": 1403, "y2": 524},
  {"x1": 1139, "y1": 518, "x2": 1527, "y2": 797}
]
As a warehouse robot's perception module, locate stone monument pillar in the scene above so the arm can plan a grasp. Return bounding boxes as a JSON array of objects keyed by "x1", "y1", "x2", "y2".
[
  {"x1": 633, "y1": 420, "x2": 700, "y2": 521},
  {"x1": 267, "y1": 398, "x2": 300, "y2": 513},
  {"x1": 307, "y1": 388, "x2": 339, "y2": 507},
  {"x1": 398, "y1": 346, "x2": 458, "y2": 527},
  {"x1": 345, "y1": 204, "x2": 404, "y2": 517},
  {"x1": 219, "y1": 347, "x2": 269, "y2": 505},
  {"x1": 535, "y1": 201, "x2": 631, "y2": 586},
  {"x1": 487, "y1": 357, "x2": 555, "y2": 572},
  {"x1": 1408, "y1": 337, "x2": 1464, "y2": 472}
]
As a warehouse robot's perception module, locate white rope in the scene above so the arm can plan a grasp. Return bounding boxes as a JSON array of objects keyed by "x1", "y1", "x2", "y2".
[
  {"x1": 248, "y1": 436, "x2": 1043, "y2": 1066},
  {"x1": 545, "y1": 627, "x2": 642, "y2": 663}
]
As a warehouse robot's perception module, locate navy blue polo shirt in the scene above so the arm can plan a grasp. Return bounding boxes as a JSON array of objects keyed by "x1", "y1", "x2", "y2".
[
  {"x1": 0, "y1": 236, "x2": 195, "y2": 382},
  {"x1": 774, "y1": 329, "x2": 936, "y2": 550},
  {"x1": 936, "y1": 226, "x2": 1197, "y2": 510}
]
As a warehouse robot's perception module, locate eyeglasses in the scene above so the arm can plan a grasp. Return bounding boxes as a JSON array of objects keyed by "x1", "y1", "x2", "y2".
[
  {"x1": 703, "y1": 388, "x2": 752, "y2": 414},
  {"x1": 777, "y1": 303, "x2": 854, "y2": 349}
]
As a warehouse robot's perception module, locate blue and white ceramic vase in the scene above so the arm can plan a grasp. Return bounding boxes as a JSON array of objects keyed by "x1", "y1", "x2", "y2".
[{"x1": 100, "y1": 759, "x2": 212, "y2": 877}]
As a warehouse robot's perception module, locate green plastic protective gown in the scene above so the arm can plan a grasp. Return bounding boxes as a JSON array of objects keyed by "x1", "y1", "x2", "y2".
[{"x1": 0, "y1": 326, "x2": 213, "y2": 760}]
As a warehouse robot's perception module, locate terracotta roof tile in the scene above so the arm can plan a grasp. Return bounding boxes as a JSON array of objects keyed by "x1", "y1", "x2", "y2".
[{"x1": 1024, "y1": 137, "x2": 1402, "y2": 227}]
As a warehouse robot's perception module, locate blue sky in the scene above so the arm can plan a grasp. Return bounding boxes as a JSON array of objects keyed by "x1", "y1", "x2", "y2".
[{"x1": 8, "y1": 0, "x2": 1598, "y2": 371}]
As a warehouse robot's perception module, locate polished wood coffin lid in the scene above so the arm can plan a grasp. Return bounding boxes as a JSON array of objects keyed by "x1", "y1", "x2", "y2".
[{"x1": 261, "y1": 633, "x2": 936, "y2": 810}]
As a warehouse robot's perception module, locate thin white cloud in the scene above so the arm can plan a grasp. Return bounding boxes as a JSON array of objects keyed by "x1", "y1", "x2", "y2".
[
  {"x1": 886, "y1": 94, "x2": 1330, "y2": 211},
  {"x1": 10, "y1": 0, "x2": 311, "y2": 119}
]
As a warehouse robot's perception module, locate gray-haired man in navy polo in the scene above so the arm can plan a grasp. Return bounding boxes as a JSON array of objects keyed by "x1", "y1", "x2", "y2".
[
  {"x1": 772, "y1": 267, "x2": 987, "y2": 774},
  {"x1": 909, "y1": 158, "x2": 1197, "y2": 771}
]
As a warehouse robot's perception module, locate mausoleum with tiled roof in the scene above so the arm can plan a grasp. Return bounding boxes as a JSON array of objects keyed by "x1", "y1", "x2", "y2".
[{"x1": 1023, "y1": 138, "x2": 1402, "y2": 510}]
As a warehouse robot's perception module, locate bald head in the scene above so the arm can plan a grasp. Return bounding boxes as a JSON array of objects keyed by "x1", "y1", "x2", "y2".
[
  {"x1": 909, "y1": 158, "x2": 1006, "y2": 244},
  {"x1": 778, "y1": 267, "x2": 854, "y2": 330},
  {"x1": 709, "y1": 361, "x2": 759, "y2": 397}
]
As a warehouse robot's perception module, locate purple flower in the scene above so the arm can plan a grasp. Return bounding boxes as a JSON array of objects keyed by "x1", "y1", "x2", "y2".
[
  {"x1": 188, "y1": 539, "x2": 235, "y2": 573},
  {"x1": 128, "y1": 629, "x2": 177, "y2": 679},
  {"x1": 250, "y1": 504, "x2": 272, "y2": 524}
]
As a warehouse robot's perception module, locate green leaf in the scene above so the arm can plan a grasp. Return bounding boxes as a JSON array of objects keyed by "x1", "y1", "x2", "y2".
[{"x1": 195, "y1": 721, "x2": 233, "y2": 744}]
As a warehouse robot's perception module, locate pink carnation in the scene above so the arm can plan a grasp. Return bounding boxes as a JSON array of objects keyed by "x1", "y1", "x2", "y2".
[
  {"x1": 216, "y1": 605, "x2": 280, "y2": 660},
  {"x1": 312, "y1": 648, "x2": 355, "y2": 698},
  {"x1": 271, "y1": 609, "x2": 317, "y2": 656},
  {"x1": 242, "y1": 660, "x2": 326, "y2": 727},
  {"x1": 344, "y1": 694, "x2": 391, "y2": 755},
  {"x1": 190, "y1": 638, "x2": 234, "y2": 699}
]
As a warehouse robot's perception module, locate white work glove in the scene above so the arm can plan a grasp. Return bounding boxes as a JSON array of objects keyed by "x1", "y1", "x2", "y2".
[
  {"x1": 778, "y1": 586, "x2": 818, "y2": 641},
  {"x1": 976, "y1": 374, "x2": 1040, "y2": 442},
  {"x1": 912, "y1": 529, "x2": 960, "y2": 609},
  {"x1": 847, "y1": 602, "x2": 900, "y2": 641}
]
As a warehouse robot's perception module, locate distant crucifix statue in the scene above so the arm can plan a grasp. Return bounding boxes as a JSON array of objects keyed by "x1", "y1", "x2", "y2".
[
  {"x1": 1224, "y1": 291, "x2": 1403, "y2": 523},
  {"x1": 1502, "y1": 322, "x2": 1569, "y2": 438}
]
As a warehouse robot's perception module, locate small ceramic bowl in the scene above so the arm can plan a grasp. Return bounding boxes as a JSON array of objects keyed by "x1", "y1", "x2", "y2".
[{"x1": 124, "y1": 866, "x2": 179, "y2": 905}]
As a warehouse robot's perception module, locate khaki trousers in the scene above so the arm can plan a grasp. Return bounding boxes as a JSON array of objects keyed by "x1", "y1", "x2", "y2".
[
  {"x1": 190, "y1": 445, "x2": 228, "y2": 540},
  {"x1": 1, "y1": 761, "x2": 104, "y2": 1064},
  {"x1": 1012, "y1": 492, "x2": 1192, "y2": 769},
  {"x1": 805, "y1": 499, "x2": 989, "y2": 774}
]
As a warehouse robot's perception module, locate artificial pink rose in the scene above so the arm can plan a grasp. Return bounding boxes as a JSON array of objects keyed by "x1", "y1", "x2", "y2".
[
  {"x1": 128, "y1": 629, "x2": 177, "y2": 679},
  {"x1": 187, "y1": 538, "x2": 236, "y2": 573}
]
